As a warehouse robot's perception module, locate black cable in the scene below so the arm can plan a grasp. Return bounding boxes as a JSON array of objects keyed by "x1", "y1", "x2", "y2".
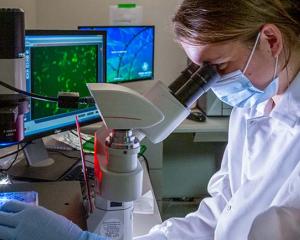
[
  {"x1": 139, "y1": 154, "x2": 155, "y2": 189},
  {"x1": 0, "y1": 80, "x2": 95, "y2": 104},
  {"x1": 0, "y1": 148, "x2": 20, "y2": 160},
  {"x1": 0, "y1": 80, "x2": 57, "y2": 102},
  {"x1": 0, "y1": 143, "x2": 28, "y2": 160},
  {"x1": 48, "y1": 149, "x2": 81, "y2": 160},
  {"x1": 0, "y1": 143, "x2": 29, "y2": 171},
  {"x1": 70, "y1": 130, "x2": 94, "y2": 145},
  {"x1": 85, "y1": 160, "x2": 94, "y2": 165},
  {"x1": 48, "y1": 149, "x2": 94, "y2": 165},
  {"x1": 3, "y1": 145, "x2": 20, "y2": 171},
  {"x1": 140, "y1": 154, "x2": 150, "y2": 174},
  {"x1": 70, "y1": 130, "x2": 88, "y2": 141}
]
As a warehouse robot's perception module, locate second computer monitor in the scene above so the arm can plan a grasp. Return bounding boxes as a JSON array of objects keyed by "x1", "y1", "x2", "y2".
[{"x1": 78, "y1": 25, "x2": 155, "y2": 84}]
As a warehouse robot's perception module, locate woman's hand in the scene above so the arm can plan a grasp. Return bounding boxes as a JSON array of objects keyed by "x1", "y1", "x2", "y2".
[{"x1": 0, "y1": 200, "x2": 107, "y2": 240}]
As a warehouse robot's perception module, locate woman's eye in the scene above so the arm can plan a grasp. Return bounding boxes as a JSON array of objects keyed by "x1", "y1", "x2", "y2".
[{"x1": 217, "y1": 63, "x2": 228, "y2": 71}]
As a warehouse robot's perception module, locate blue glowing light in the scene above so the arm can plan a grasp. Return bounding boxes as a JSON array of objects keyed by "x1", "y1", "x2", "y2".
[{"x1": 0, "y1": 142, "x2": 18, "y2": 148}]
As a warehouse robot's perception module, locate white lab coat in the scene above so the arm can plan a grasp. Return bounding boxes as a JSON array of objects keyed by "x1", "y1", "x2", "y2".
[{"x1": 135, "y1": 71, "x2": 300, "y2": 240}]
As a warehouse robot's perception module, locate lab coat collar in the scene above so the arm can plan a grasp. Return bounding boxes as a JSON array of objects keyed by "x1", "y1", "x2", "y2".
[
  {"x1": 248, "y1": 71, "x2": 300, "y2": 129},
  {"x1": 269, "y1": 71, "x2": 300, "y2": 128}
]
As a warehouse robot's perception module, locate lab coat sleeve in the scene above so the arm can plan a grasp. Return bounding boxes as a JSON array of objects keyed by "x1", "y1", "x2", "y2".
[
  {"x1": 248, "y1": 206, "x2": 300, "y2": 240},
  {"x1": 135, "y1": 147, "x2": 232, "y2": 240}
]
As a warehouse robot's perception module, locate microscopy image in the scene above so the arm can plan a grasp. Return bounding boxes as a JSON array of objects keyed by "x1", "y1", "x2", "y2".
[{"x1": 31, "y1": 45, "x2": 98, "y2": 119}]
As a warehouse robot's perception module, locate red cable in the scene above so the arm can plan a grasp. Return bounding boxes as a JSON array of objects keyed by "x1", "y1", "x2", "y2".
[{"x1": 75, "y1": 115, "x2": 93, "y2": 214}]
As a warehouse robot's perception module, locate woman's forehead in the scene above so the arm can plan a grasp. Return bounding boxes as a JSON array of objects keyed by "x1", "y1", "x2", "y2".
[{"x1": 180, "y1": 40, "x2": 244, "y2": 64}]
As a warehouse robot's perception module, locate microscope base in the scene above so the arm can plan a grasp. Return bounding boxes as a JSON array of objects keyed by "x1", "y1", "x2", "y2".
[{"x1": 87, "y1": 199, "x2": 133, "y2": 240}]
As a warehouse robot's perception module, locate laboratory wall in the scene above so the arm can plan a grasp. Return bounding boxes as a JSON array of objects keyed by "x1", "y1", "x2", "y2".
[
  {"x1": 0, "y1": 0, "x2": 37, "y2": 28},
  {"x1": 0, "y1": 0, "x2": 187, "y2": 93},
  {"x1": 35, "y1": 0, "x2": 187, "y2": 93}
]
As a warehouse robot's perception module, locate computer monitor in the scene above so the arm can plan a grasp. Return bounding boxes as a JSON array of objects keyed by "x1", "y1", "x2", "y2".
[
  {"x1": 7, "y1": 30, "x2": 106, "y2": 180},
  {"x1": 24, "y1": 30, "x2": 105, "y2": 139},
  {"x1": 78, "y1": 26, "x2": 154, "y2": 84}
]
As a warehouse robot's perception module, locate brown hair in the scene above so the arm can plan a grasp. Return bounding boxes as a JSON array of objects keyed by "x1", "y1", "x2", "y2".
[{"x1": 173, "y1": 0, "x2": 300, "y2": 55}]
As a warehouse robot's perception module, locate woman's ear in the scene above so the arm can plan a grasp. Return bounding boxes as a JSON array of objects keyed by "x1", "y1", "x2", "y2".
[{"x1": 260, "y1": 24, "x2": 283, "y2": 58}]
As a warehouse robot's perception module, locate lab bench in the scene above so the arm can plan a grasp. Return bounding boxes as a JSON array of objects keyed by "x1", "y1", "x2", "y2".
[{"x1": 0, "y1": 158, "x2": 161, "y2": 237}]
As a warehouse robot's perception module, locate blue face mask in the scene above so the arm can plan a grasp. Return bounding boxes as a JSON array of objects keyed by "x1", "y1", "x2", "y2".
[{"x1": 211, "y1": 32, "x2": 279, "y2": 108}]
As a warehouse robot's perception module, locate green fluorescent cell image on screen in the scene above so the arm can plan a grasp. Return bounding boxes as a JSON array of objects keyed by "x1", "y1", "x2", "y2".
[{"x1": 31, "y1": 45, "x2": 98, "y2": 120}]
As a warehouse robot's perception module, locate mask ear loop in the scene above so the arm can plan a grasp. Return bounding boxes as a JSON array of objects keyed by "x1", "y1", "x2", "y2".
[
  {"x1": 272, "y1": 56, "x2": 280, "y2": 109},
  {"x1": 243, "y1": 32, "x2": 262, "y2": 74},
  {"x1": 273, "y1": 55, "x2": 279, "y2": 80},
  {"x1": 283, "y1": 46, "x2": 291, "y2": 115}
]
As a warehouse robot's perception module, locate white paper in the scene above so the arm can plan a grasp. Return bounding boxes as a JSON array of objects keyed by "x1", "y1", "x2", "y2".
[{"x1": 133, "y1": 190, "x2": 154, "y2": 214}]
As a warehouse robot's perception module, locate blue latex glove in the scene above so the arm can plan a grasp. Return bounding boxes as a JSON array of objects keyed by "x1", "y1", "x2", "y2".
[{"x1": 0, "y1": 200, "x2": 108, "y2": 240}]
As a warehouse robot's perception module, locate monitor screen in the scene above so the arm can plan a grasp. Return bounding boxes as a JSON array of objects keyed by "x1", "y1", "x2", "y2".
[
  {"x1": 78, "y1": 26, "x2": 154, "y2": 84},
  {"x1": 24, "y1": 30, "x2": 106, "y2": 140}
]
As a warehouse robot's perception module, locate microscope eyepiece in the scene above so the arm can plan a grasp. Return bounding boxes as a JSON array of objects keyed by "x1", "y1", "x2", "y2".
[
  {"x1": 168, "y1": 62, "x2": 200, "y2": 93},
  {"x1": 170, "y1": 63, "x2": 220, "y2": 108}
]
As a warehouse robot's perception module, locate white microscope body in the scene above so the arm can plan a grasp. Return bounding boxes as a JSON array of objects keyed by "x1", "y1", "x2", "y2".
[{"x1": 86, "y1": 63, "x2": 220, "y2": 240}]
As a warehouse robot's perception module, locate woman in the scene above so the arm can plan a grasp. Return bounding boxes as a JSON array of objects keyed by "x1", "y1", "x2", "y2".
[
  {"x1": 0, "y1": 0, "x2": 299, "y2": 239},
  {"x1": 136, "y1": 0, "x2": 300, "y2": 239}
]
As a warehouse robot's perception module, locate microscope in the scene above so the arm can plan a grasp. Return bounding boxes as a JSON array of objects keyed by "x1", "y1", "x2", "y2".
[
  {"x1": 0, "y1": 9, "x2": 28, "y2": 145},
  {"x1": 87, "y1": 63, "x2": 220, "y2": 240}
]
